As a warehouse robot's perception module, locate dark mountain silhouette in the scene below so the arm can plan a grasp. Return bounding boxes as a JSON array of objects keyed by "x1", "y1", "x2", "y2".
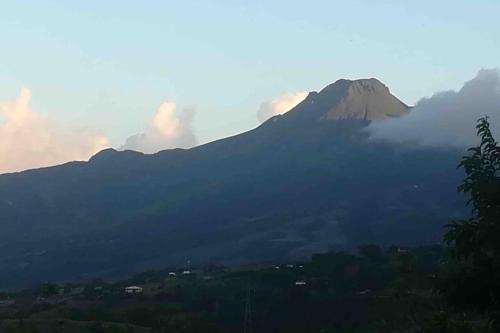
[{"x1": 0, "y1": 79, "x2": 464, "y2": 288}]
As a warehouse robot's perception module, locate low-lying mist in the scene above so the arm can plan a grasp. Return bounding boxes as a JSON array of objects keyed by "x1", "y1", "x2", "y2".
[{"x1": 368, "y1": 69, "x2": 500, "y2": 148}]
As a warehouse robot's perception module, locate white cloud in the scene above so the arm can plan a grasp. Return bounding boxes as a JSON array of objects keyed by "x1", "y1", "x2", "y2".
[
  {"x1": 369, "y1": 69, "x2": 500, "y2": 147},
  {"x1": 257, "y1": 91, "x2": 308, "y2": 123},
  {"x1": 122, "y1": 101, "x2": 197, "y2": 153},
  {"x1": 0, "y1": 88, "x2": 110, "y2": 174}
]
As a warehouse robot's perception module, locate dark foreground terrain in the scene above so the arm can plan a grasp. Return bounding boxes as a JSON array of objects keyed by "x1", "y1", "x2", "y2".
[{"x1": 0, "y1": 245, "x2": 447, "y2": 333}]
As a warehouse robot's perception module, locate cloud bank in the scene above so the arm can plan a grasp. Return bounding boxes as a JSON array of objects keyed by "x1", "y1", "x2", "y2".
[
  {"x1": 369, "y1": 69, "x2": 500, "y2": 147},
  {"x1": 257, "y1": 91, "x2": 308, "y2": 123},
  {"x1": 122, "y1": 101, "x2": 197, "y2": 153},
  {"x1": 0, "y1": 88, "x2": 110, "y2": 174}
]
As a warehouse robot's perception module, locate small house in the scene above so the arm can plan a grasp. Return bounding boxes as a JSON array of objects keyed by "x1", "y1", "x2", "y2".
[
  {"x1": 0, "y1": 299, "x2": 15, "y2": 307},
  {"x1": 124, "y1": 286, "x2": 143, "y2": 294}
]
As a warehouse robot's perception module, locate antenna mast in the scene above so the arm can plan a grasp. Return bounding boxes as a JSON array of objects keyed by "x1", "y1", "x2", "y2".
[{"x1": 243, "y1": 284, "x2": 253, "y2": 333}]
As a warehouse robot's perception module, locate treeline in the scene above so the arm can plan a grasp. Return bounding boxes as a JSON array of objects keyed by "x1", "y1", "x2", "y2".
[{"x1": 0, "y1": 243, "x2": 446, "y2": 333}]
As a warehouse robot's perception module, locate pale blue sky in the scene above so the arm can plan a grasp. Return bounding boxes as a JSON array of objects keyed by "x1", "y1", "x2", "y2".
[{"x1": 1, "y1": 0, "x2": 499, "y2": 146}]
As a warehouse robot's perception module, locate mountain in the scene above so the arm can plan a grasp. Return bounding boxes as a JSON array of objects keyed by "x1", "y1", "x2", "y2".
[
  {"x1": 284, "y1": 78, "x2": 409, "y2": 122},
  {"x1": 0, "y1": 78, "x2": 465, "y2": 288}
]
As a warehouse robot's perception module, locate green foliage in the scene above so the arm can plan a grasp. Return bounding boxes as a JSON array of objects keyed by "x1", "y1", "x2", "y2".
[
  {"x1": 358, "y1": 244, "x2": 383, "y2": 262},
  {"x1": 39, "y1": 283, "x2": 59, "y2": 297},
  {"x1": 391, "y1": 249, "x2": 417, "y2": 297},
  {"x1": 440, "y1": 117, "x2": 500, "y2": 314},
  {"x1": 419, "y1": 313, "x2": 476, "y2": 333}
]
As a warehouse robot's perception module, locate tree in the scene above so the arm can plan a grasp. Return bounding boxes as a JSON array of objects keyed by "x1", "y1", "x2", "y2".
[
  {"x1": 40, "y1": 283, "x2": 59, "y2": 297},
  {"x1": 358, "y1": 244, "x2": 383, "y2": 262},
  {"x1": 438, "y1": 117, "x2": 500, "y2": 327}
]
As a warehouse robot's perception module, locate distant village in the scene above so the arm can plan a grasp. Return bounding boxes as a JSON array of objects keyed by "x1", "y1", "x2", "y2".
[
  {"x1": 0, "y1": 260, "x2": 313, "y2": 312},
  {"x1": 0, "y1": 246, "x2": 444, "y2": 332}
]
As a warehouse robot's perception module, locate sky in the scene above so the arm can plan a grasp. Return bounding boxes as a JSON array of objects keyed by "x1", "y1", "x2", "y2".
[{"x1": 1, "y1": 0, "x2": 500, "y2": 173}]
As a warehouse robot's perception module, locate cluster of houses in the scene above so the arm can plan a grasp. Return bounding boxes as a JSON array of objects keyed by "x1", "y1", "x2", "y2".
[
  {"x1": 272, "y1": 263, "x2": 307, "y2": 286},
  {"x1": 0, "y1": 299, "x2": 15, "y2": 307},
  {"x1": 124, "y1": 269, "x2": 193, "y2": 295},
  {"x1": 1, "y1": 261, "x2": 311, "y2": 310}
]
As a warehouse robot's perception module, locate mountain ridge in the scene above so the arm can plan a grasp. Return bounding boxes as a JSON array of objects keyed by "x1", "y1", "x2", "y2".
[{"x1": 0, "y1": 78, "x2": 463, "y2": 288}]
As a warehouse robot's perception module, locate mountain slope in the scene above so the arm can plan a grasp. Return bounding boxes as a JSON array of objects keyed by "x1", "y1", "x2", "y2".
[{"x1": 0, "y1": 79, "x2": 464, "y2": 288}]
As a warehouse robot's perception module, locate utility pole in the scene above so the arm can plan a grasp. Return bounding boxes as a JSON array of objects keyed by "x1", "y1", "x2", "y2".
[{"x1": 243, "y1": 284, "x2": 253, "y2": 333}]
